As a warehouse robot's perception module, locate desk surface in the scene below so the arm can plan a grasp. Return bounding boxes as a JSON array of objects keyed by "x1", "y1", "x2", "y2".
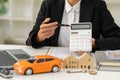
[{"x1": 0, "y1": 44, "x2": 120, "y2": 80}]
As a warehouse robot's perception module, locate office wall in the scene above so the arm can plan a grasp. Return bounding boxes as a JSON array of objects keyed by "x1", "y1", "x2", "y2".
[{"x1": 106, "y1": 0, "x2": 120, "y2": 27}]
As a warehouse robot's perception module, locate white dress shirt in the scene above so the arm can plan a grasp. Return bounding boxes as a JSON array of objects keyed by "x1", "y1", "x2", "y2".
[{"x1": 58, "y1": 0, "x2": 81, "y2": 47}]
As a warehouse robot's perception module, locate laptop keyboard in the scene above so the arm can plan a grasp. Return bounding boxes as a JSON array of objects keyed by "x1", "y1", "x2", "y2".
[
  {"x1": 0, "y1": 51, "x2": 17, "y2": 66},
  {"x1": 6, "y1": 49, "x2": 31, "y2": 60}
]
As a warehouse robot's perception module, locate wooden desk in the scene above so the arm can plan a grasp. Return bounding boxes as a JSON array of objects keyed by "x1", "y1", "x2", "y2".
[{"x1": 0, "y1": 44, "x2": 120, "y2": 80}]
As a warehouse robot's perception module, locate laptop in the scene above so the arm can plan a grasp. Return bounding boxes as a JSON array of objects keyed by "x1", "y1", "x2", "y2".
[{"x1": 0, "y1": 49, "x2": 31, "y2": 69}]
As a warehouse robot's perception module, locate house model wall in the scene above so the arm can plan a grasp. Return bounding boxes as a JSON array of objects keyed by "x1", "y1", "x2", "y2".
[
  {"x1": 78, "y1": 53, "x2": 94, "y2": 69},
  {"x1": 63, "y1": 55, "x2": 78, "y2": 69},
  {"x1": 63, "y1": 53, "x2": 94, "y2": 69}
]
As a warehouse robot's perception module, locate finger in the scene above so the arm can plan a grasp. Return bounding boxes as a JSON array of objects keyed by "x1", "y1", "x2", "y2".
[
  {"x1": 47, "y1": 22, "x2": 58, "y2": 27},
  {"x1": 50, "y1": 30, "x2": 55, "y2": 36},
  {"x1": 45, "y1": 32, "x2": 54, "y2": 38},
  {"x1": 76, "y1": 51, "x2": 85, "y2": 55},
  {"x1": 40, "y1": 28, "x2": 52, "y2": 33},
  {"x1": 41, "y1": 23, "x2": 57, "y2": 29},
  {"x1": 40, "y1": 25, "x2": 56, "y2": 33},
  {"x1": 46, "y1": 28, "x2": 57, "y2": 37},
  {"x1": 91, "y1": 38, "x2": 95, "y2": 43},
  {"x1": 40, "y1": 22, "x2": 58, "y2": 29},
  {"x1": 43, "y1": 18, "x2": 51, "y2": 23},
  {"x1": 91, "y1": 38, "x2": 97, "y2": 48},
  {"x1": 39, "y1": 26, "x2": 56, "y2": 39}
]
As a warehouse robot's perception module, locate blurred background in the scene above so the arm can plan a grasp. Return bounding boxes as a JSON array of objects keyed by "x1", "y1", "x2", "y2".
[{"x1": 0, "y1": 0, "x2": 120, "y2": 45}]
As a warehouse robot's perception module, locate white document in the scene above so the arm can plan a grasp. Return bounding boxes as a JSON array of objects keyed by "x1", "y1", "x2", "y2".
[{"x1": 48, "y1": 47, "x2": 80, "y2": 59}]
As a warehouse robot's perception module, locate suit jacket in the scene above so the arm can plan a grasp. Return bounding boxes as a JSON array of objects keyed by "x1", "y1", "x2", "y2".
[{"x1": 26, "y1": 0, "x2": 120, "y2": 50}]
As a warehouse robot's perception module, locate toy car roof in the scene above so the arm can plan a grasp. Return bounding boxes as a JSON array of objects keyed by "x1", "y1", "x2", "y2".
[{"x1": 34, "y1": 55, "x2": 60, "y2": 59}]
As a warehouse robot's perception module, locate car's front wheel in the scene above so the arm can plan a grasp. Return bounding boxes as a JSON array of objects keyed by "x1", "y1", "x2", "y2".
[
  {"x1": 25, "y1": 68, "x2": 33, "y2": 75},
  {"x1": 52, "y1": 66, "x2": 59, "y2": 72}
]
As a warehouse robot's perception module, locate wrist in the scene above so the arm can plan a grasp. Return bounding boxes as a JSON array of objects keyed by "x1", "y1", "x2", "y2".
[{"x1": 36, "y1": 34, "x2": 45, "y2": 42}]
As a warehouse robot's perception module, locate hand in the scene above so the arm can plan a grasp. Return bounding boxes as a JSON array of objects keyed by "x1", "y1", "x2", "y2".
[
  {"x1": 92, "y1": 38, "x2": 97, "y2": 49},
  {"x1": 36, "y1": 18, "x2": 58, "y2": 42},
  {"x1": 76, "y1": 51, "x2": 85, "y2": 55}
]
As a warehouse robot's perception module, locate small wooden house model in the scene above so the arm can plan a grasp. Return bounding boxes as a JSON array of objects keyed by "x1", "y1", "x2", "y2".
[
  {"x1": 63, "y1": 55, "x2": 78, "y2": 69},
  {"x1": 77, "y1": 53, "x2": 94, "y2": 69},
  {"x1": 63, "y1": 53, "x2": 94, "y2": 69}
]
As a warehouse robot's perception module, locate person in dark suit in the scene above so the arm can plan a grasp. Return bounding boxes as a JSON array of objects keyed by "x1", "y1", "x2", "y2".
[{"x1": 26, "y1": 0, "x2": 120, "y2": 53}]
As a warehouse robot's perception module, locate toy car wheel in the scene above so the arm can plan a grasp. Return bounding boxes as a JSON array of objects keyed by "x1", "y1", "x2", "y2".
[
  {"x1": 52, "y1": 66, "x2": 59, "y2": 72},
  {"x1": 25, "y1": 68, "x2": 33, "y2": 75}
]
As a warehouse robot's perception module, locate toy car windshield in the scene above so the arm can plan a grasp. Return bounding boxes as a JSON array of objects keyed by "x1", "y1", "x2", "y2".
[{"x1": 27, "y1": 57, "x2": 36, "y2": 63}]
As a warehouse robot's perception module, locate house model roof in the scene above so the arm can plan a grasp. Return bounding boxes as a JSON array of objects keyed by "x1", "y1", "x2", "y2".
[{"x1": 63, "y1": 53, "x2": 94, "y2": 69}]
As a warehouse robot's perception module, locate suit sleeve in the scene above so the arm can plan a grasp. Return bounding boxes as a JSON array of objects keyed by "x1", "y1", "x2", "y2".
[
  {"x1": 26, "y1": 0, "x2": 50, "y2": 48},
  {"x1": 96, "y1": 0, "x2": 120, "y2": 50}
]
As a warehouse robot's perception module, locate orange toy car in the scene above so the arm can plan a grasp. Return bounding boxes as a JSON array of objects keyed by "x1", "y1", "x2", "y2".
[{"x1": 14, "y1": 55, "x2": 62, "y2": 75}]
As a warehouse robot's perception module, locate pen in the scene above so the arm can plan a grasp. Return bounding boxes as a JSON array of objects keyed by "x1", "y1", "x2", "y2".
[
  {"x1": 42, "y1": 22, "x2": 70, "y2": 27},
  {"x1": 67, "y1": 70, "x2": 87, "y2": 73},
  {"x1": 57, "y1": 24, "x2": 70, "y2": 27}
]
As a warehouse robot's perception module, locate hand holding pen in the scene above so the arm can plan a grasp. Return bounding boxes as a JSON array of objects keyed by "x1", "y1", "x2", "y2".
[
  {"x1": 42, "y1": 21, "x2": 70, "y2": 27},
  {"x1": 36, "y1": 18, "x2": 70, "y2": 42},
  {"x1": 36, "y1": 18, "x2": 58, "y2": 42}
]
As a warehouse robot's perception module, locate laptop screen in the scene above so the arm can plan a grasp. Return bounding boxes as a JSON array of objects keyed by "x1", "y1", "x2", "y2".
[{"x1": 0, "y1": 49, "x2": 31, "y2": 69}]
